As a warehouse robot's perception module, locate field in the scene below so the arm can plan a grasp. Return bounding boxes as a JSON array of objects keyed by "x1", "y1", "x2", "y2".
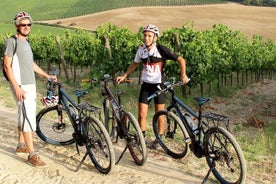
[
  {"x1": 41, "y1": 3, "x2": 276, "y2": 40},
  {"x1": 0, "y1": 0, "x2": 226, "y2": 21}
]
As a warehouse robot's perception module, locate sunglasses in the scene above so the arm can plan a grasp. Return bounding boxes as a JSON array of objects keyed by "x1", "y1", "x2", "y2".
[{"x1": 19, "y1": 24, "x2": 32, "y2": 27}]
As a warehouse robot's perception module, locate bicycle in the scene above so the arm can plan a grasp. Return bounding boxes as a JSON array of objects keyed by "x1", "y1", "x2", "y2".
[
  {"x1": 36, "y1": 72, "x2": 115, "y2": 174},
  {"x1": 147, "y1": 80, "x2": 246, "y2": 184},
  {"x1": 82, "y1": 74, "x2": 147, "y2": 166}
]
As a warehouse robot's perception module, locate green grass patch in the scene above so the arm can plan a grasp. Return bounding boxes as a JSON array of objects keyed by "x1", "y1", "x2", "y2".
[
  {"x1": 235, "y1": 121, "x2": 276, "y2": 161},
  {"x1": 0, "y1": 22, "x2": 75, "y2": 36}
]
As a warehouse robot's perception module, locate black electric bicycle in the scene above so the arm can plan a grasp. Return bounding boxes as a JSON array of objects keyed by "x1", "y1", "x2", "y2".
[
  {"x1": 147, "y1": 81, "x2": 246, "y2": 184},
  {"x1": 36, "y1": 74, "x2": 115, "y2": 174},
  {"x1": 83, "y1": 74, "x2": 147, "y2": 166}
]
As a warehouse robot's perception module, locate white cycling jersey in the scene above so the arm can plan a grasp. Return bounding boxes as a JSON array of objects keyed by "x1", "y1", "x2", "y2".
[{"x1": 134, "y1": 43, "x2": 179, "y2": 84}]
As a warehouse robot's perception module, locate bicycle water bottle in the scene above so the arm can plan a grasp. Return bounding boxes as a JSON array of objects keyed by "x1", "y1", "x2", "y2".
[{"x1": 184, "y1": 113, "x2": 199, "y2": 135}]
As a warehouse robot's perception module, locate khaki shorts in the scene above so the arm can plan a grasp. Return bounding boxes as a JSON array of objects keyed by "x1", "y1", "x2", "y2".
[{"x1": 11, "y1": 84, "x2": 37, "y2": 132}]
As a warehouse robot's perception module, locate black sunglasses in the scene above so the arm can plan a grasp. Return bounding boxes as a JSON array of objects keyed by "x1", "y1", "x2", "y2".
[{"x1": 19, "y1": 24, "x2": 32, "y2": 27}]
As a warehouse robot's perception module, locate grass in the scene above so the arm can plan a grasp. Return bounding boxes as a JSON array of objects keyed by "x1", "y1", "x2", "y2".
[{"x1": 0, "y1": 22, "x2": 76, "y2": 36}]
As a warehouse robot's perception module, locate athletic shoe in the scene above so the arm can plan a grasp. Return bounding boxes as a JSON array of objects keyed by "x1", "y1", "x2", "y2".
[
  {"x1": 27, "y1": 154, "x2": 47, "y2": 167},
  {"x1": 150, "y1": 139, "x2": 160, "y2": 150},
  {"x1": 16, "y1": 146, "x2": 29, "y2": 155}
]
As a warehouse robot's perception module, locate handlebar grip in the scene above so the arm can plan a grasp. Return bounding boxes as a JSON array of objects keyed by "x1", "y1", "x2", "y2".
[
  {"x1": 123, "y1": 79, "x2": 132, "y2": 83},
  {"x1": 81, "y1": 78, "x2": 97, "y2": 83},
  {"x1": 147, "y1": 93, "x2": 157, "y2": 101}
]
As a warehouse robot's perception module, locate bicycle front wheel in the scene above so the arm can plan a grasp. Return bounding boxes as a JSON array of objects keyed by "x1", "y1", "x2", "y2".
[
  {"x1": 123, "y1": 111, "x2": 147, "y2": 166},
  {"x1": 152, "y1": 110, "x2": 189, "y2": 159},
  {"x1": 36, "y1": 105, "x2": 75, "y2": 145},
  {"x1": 84, "y1": 116, "x2": 115, "y2": 174},
  {"x1": 204, "y1": 126, "x2": 246, "y2": 184}
]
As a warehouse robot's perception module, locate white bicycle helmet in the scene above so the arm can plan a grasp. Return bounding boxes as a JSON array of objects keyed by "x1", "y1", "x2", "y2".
[
  {"x1": 14, "y1": 11, "x2": 32, "y2": 25},
  {"x1": 143, "y1": 24, "x2": 159, "y2": 37}
]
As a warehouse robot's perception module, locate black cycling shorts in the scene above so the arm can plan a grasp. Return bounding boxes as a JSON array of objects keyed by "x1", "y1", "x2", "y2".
[{"x1": 139, "y1": 82, "x2": 165, "y2": 105}]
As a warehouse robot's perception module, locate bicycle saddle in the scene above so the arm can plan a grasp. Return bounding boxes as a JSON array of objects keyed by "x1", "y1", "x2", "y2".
[
  {"x1": 193, "y1": 97, "x2": 212, "y2": 106},
  {"x1": 75, "y1": 89, "x2": 88, "y2": 98}
]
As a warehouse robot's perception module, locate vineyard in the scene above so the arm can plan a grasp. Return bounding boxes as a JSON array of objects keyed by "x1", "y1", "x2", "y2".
[{"x1": 1, "y1": 22, "x2": 275, "y2": 97}]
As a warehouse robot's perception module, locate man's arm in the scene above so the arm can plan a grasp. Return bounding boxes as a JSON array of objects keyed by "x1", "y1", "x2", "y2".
[
  {"x1": 33, "y1": 63, "x2": 57, "y2": 81},
  {"x1": 176, "y1": 56, "x2": 189, "y2": 83},
  {"x1": 116, "y1": 62, "x2": 139, "y2": 83}
]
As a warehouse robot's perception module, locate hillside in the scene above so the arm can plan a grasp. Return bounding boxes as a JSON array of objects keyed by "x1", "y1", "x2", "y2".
[{"x1": 41, "y1": 3, "x2": 276, "y2": 40}]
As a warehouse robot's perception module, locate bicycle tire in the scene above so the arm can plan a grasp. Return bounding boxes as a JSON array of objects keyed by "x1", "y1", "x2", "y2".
[
  {"x1": 123, "y1": 111, "x2": 148, "y2": 166},
  {"x1": 84, "y1": 116, "x2": 115, "y2": 174},
  {"x1": 152, "y1": 110, "x2": 190, "y2": 159},
  {"x1": 36, "y1": 105, "x2": 75, "y2": 145},
  {"x1": 204, "y1": 126, "x2": 246, "y2": 184}
]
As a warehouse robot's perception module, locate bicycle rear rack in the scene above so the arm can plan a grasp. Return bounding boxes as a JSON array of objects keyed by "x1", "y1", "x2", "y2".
[
  {"x1": 202, "y1": 111, "x2": 230, "y2": 130},
  {"x1": 78, "y1": 102, "x2": 102, "y2": 121}
]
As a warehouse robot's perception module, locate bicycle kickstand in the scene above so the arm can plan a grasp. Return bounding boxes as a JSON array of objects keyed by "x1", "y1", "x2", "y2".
[
  {"x1": 202, "y1": 165, "x2": 215, "y2": 184},
  {"x1": 115, "y1": 144, "x2": 128, "y2": 165},
  {"x1": 75, "y1": 151, "x2": 89, "y2": 172}
]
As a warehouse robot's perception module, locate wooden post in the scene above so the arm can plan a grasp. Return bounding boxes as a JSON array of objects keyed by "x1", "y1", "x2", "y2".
[{"x1": 55, "y1": 36, "x2": 69, "y2": 81}]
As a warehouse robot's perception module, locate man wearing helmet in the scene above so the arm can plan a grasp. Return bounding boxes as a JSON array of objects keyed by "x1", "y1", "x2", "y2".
[
  {"x1": 116, "y1": 24, "x2": 189, "y2": 149},
  {"x1": 3, "y1": 11, "x2": 56, "y2": 167}
]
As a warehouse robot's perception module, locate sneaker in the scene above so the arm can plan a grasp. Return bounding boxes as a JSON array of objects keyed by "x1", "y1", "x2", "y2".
[
  {"x1": 149, "y1": 139, "x2": 161, "y2": 150},
  {"x1": 146, "y1": 139, "x2": 160, "y2": 150},
  {"x1": 27, "y1": 154, "x2": 47, "y2": 167},
  {"x1": 16, "y1": 146, "x2": 29, "y2": 155}
]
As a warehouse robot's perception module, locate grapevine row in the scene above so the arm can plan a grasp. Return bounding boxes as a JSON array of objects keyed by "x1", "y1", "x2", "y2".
[{"x1": 1, "y1": 23, "x2": 275, "y2": 94}]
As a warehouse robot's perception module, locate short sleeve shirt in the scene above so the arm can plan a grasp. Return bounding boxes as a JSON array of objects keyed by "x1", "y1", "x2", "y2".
[
  {"x1": 134, "y1": 43, "x2": 179, "y2": 84},
  {"x1": 3, "y1": 37, "x2": 35, "y2": 85}
]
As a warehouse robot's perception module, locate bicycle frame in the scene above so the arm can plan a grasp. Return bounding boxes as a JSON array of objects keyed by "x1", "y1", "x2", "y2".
[
  {"x1": 50, "y1": 82, "x2": 90, "y2": 132},
  {"x1": 148, "y1": 82, "x2": 209, "y2": 147},
  {"x1": 54, "y1": 84, "x2": 78, "y2": 126},
  {"x1": 168, "y1": 98, "x2": 198, "y2": 136},
  {"x1": 102, "y1": 80, "x2": 122, "y2": 121},
  {"x1": 166, "y1": 91, "x2": 207, "y2": 144}
]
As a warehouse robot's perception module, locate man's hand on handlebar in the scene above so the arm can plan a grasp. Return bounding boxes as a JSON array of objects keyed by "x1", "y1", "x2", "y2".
[
  {"x1": 115, "y1": 76, "x2": 126, "y2": 84},
  {"x1": 181, "y1": 75, "x2": 190, "y2": 84}
]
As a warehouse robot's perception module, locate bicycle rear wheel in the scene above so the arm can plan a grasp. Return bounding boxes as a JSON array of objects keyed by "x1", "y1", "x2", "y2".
[
  {"x1": 84, "y1": 116, "x2": 115, "y2": 174},
  {"x1": 204, "y1": 126, "x2": 246, "y2": 184},
  {"x1": 36, "y1": 105, "x2": 75, "y2": 145},
  {"x1": 123, "y1": 111, "x2": 147, "y2": 166},
  {"x1": 152, "y1": 110, "x2": 189, "y2": 159}
]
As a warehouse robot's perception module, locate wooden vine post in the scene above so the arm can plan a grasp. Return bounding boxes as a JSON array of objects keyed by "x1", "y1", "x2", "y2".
[{"x1": 55, "y1": 36, "x2": 69, "y2": 81}]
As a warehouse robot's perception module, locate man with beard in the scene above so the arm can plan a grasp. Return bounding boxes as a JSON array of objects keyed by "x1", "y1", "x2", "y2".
[{"x1": 3, "y1": 11, "x2": 56, "y2": 167}]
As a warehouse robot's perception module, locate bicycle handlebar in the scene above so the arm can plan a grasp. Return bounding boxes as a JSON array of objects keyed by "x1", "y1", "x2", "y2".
[
  {"x1": 82, "y1": 74, "x2": 132, "y2": 84},
  {"x1": 81, "y1": 78, "x2": 98, "y2": 83},
  {"x1": 147, "y1": 81, "x2": 185, "y2": 101}
]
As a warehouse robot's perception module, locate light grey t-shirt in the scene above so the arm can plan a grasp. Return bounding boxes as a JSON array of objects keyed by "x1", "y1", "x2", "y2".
[{"x1": 3, "y1": 37, "x2": 35, "y2": 85}]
